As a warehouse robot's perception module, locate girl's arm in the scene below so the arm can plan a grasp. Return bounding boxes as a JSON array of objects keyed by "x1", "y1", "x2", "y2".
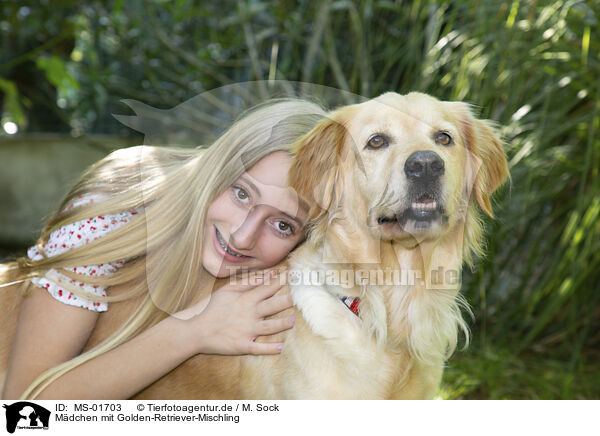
[
  {"x1": 2, "y1": 272, "x2": 293, "y2": 400},
  {"x1": 2, "y1": 286, "x2": 99, "y2": 399}
]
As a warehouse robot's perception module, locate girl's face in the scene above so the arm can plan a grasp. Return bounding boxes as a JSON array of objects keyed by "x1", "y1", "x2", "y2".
[{"x1": 202, "y1": 151, "x2": 309, "y2": 278}]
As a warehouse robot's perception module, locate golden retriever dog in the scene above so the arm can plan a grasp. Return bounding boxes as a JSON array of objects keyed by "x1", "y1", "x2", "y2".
[{"x1": 0, "y1": 92, "x2": 508, "y2": 399}]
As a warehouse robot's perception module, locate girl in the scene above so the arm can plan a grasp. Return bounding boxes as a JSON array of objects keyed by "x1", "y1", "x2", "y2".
[{"x1": 0, "y1": 98, "x2": 325, "y2": 399}]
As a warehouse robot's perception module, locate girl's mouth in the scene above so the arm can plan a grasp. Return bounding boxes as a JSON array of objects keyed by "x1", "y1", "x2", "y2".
[{"x1": 214, "y1": 226, "x2": 252, "y2": 261}]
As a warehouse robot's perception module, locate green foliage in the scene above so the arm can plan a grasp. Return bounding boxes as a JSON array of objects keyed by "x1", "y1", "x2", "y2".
[
  {"x1": 1, "y1": 0, "x2": 598, "y2": 398},
  {"x1": 0, "y1": 77, "x2": 26, "y2": 127},
  {"x1": 36, "y1": 55, "x2": 79, "y2": 94}
]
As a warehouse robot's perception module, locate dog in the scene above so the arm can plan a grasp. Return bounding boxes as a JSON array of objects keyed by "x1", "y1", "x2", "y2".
[
  {"x1": 129, "y1": 91, "x2": 508, "y2": 399},
  {"x1": 1, "y1": 92, "x2": 508, "y2": 399}
]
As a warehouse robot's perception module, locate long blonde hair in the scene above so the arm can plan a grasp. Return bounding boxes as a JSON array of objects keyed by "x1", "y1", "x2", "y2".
[{"x1": 4, "y1": 98, "x2": 325, "y2": 399}]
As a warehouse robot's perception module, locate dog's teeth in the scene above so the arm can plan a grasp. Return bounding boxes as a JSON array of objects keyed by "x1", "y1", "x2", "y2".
[{"x1": 411, "y1": 201, "x2": 438, "y2": 211}]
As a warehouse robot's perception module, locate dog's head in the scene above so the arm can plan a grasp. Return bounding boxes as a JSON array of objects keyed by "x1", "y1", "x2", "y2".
[{"x1": 289, "y1": 92, "x2": 509, "y2": 259}]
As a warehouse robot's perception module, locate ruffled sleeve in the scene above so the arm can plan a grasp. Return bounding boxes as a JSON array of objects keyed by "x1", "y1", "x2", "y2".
[{"x1": 27, "y1": 194, "x2": 141, "y2": 312}]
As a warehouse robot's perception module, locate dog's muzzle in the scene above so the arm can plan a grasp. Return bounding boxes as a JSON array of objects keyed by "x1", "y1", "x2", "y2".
[{"x1": 377, "y1": 150, "x2": 447, "y2": 229}]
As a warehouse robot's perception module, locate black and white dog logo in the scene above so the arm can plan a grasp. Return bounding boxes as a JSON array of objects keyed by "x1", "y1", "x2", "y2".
[{"x1": 3, "y1": 402, "x2": 50, "y2": 433}]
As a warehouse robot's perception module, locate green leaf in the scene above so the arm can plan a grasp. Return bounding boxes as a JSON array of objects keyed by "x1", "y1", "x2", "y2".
[
  {"x1": 0, "y1": 78, "x2": 26, "y2": 127},
  {"x1": 35, "y1": 55, "x2": 80, "y2": 94}
]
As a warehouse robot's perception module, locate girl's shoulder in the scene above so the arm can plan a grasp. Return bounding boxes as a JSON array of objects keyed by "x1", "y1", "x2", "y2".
[
  {"x1": 32, "y1": 193, "x2": 141, "y2": 259},
  {"x1": 27, "y1": 193, "x2": 142, "y2": 312}
]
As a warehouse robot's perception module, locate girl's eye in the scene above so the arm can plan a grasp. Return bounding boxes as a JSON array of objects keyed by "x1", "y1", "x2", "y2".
[
  {"x1": 274, "y1": 220, "x2": 294, "y2": 236},
  {"x1": 233, "y1": 186, "x2": 250, "y2": 202}
]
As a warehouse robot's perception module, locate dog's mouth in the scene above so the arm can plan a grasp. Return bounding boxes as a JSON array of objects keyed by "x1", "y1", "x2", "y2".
[{"x1": 377, "y1": 193, "x2": 446, "y2": 230}]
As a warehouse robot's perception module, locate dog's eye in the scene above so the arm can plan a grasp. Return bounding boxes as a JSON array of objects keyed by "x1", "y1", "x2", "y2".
[
  {"x1": 366, "y1": 134, "x2": 388, "y2": 150},
  {"x1": 434, "y1": 132, "x2": 453, "y2": 146}
]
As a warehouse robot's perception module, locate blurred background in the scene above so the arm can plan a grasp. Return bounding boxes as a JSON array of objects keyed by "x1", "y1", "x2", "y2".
[{"x1": 0, "y1": 0, "x2": 598, "y2": 399}]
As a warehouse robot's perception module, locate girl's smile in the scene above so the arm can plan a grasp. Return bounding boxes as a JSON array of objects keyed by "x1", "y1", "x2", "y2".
[{"x1": 213, "y1": 226, "x2": 253, "y2": 262}]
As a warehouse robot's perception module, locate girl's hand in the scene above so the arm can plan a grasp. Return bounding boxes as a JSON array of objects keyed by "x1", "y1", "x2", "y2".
[{"x1": 176, "y1": 270, "x2": 295, "y2": 356}]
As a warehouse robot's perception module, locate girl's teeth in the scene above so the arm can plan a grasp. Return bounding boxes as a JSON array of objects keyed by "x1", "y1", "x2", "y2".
[{"x1": 216, "y1": 229, "x2": 247, "y2": 257}]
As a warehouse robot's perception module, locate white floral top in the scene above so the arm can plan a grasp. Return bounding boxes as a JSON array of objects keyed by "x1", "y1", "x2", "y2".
[{"x1": 27, "y1": 194, "x2": 141, "y2": 312}]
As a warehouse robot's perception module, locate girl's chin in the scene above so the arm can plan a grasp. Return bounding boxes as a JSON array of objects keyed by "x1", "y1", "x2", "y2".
[{"x1": 215, "y1": 266, "x2": 239, "y2": 278}]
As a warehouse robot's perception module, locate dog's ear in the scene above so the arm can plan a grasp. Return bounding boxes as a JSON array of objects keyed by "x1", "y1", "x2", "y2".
[
  {"x1": 451, "y1": 103, "x2": 509, "y2": 217},
  {"x1": 288, "y1": 116, "x2": 347, "y2": 220}
]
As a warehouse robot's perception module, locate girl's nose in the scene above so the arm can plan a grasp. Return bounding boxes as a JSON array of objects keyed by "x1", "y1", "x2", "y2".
[{"x1": 229, "y1": 209, "x2": 262, "y2": 250}]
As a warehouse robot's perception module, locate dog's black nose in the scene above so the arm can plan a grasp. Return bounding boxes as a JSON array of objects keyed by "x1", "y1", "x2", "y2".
[{"x1": 404, "y1": 151, "x2": 445, "y2": 181}]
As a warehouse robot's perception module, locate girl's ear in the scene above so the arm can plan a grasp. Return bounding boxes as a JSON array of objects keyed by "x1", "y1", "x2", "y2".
[
  {"x1": 288, "y1": 116, "x2": 347, "y2": 220},
  {"x1": 451, "y1": 103, "x2": 510, "y2": 217}
]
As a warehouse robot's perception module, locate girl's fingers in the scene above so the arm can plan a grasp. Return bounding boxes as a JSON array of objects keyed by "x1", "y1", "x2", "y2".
[
  {"x1": 250, "y1": 271, "x2": 288, "y2": 301},
  {"x1": 255, "y1": 316, "x2": 295, "y2": 336},
  {"x1": 246, "y1": 341, "x2": 285, "y2": 356},
  {"x1": 256, "y1": 294, "x2": 293, "y2": 318}
]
